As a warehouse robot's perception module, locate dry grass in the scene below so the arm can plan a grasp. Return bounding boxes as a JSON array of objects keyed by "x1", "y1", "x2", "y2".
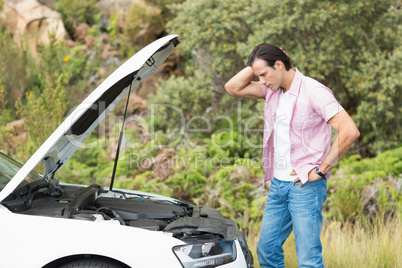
[{"x1": 247, "y1": 216, "x2": 402, "y2": 268}]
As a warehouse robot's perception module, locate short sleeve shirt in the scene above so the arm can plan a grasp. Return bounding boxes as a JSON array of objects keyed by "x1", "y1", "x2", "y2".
[{"x1": 260, "y1": 68, "x2": 344, "y2": 184}]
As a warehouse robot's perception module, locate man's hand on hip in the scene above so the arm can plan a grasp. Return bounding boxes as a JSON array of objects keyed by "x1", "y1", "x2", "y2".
[{"x1": 291, "y1": 168, "x2": 322, "y2": 187}]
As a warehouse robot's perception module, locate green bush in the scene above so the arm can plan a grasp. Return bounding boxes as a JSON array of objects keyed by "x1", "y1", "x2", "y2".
[
  {"x1": 0, "y1": 23, "x2": 31, "y2": 114},
  {"x1": 148, "y1": 72, "x2": 214, "y2": 132},
  {"x1": 327, "y1": 146, "x2": 402, "y2": 221},
  {"x1": 14, "y1": 73, "x2": 69, "y2": 160},
  {"x1": 336, "y1": 147, "x2": 402, "y2": 178},
  {"x1": 55, "y1": 0, "x2": 99, "y2": 37},
  {"x1": 120, "y1": 0, "x2": 183, "y2": 56},
  {"x1": 327, "y1": 178, "x2": 365, "y2": 222}
]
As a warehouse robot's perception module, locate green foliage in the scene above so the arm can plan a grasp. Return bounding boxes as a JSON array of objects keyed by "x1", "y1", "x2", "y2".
[
  {"x1": 120, "y1": 0, "x2": 183, "y2": 56},
  {"x1": 15, "y1": 73, "x2": 69, "y2": 160},
  {"x1": 59, "y1": 134, "x2": 112, "y2": 185},
  {"x1": 166, "y1": 0, "x2": 261, "y2": 121},
  {"x1": 344, "y1": 4, "x2": 401, "y2": 155},
  {"x1": 24, "y1": 32, "x2": 85, "y2": 110},
  {"x1": 108, "y1": 14, "x2": 120, "y2": 42},
  {"x1": 34, "y1": 33, "x2": 70, "y2": 83},
  {"x1": 0, "y1": 30, "x2": 74, "y2": 159},
  {"x1": 167, "y1": 0, "x2": 251, "y2": 73},
  {"x1": 328, "y1": 147, "x2": 402, "y2": 221},
  {"x1": 350, "y1": 46, "x2": 401, "y2": 155},
  {"x1": 327, "y1": 178, "x2": 365, "y2": 222},
  {"x1": 55, "y1": 0, "x2": 99, "y2": 37},
  {"x1": 148, "y1": 71, "x2": 214, "y2": 132},
  {"x1": 2, "y1": 15, "x2": 104, "y2": 118},
  {"x1": 0, "y1": 79, "x2": 11, "y2": 122},
  {"x1": 166, "y1": 168, "x2": 207, "y2": 200},
  {"x1": 0, "y1": 79, "x2": 18, "y2": 156},
  {"x1": 336, "y1": 147, "x2": 402, "y2": 178},
  {"x1": 0, "y1": 24, "x2": 31, "y2": 112},
  {"x1": 59, "y1": 45, "x2": 89, "y2": 83},
  {"x1": 124, "y1": 2, "x2": 163, "y2": 43}
]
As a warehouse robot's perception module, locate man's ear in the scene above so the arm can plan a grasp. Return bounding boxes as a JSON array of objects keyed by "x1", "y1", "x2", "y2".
[{"x1": 275, "y1": 60, "x2": 283, "y2": 70}]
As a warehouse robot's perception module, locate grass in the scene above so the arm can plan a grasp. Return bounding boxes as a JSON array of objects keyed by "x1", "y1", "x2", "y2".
[{"x1": 247, "y1": 216, "x2": 402, "y2": 268}]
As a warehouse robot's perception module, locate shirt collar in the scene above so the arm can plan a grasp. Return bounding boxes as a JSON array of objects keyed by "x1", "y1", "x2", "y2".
[{"x1": 286, "y1": 68, "x2": 303, "y2": 96}]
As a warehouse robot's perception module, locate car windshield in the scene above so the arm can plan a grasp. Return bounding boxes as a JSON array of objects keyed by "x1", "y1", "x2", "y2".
[{"x1": 0, "y1": 152, "x2": 42, "y2": 192}]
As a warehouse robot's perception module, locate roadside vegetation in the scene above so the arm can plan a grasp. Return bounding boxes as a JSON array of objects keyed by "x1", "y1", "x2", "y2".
[{"x1": 0, "y1": 0, "x2": 401, "y2": 267}]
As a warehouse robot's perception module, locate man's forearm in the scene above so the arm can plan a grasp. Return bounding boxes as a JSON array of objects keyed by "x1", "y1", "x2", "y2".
[
  {"x1": 320, "y1": 129, "x2": 360, "y2": 175},
  {"x1": 224, "y1": 66, "x2": 255, "y2": 95}
]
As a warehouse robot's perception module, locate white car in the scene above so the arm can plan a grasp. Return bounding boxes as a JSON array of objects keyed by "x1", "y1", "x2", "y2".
[{"x1": 0, "y1": 35, "x2": 253, "y2": 268}]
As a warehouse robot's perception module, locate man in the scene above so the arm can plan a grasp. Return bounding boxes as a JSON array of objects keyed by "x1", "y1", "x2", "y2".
[{"x1": 225, "y1": 44, "x2": 360, "y2": 267}]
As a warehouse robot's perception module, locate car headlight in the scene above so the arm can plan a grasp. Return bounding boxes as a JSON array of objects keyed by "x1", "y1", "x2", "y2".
[{"x1": 173, "y1": 240, "x2": 237, "y2": 268}]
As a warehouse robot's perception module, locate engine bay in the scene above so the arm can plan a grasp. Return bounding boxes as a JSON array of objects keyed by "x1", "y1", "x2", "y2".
[{"x1": 1, "y1": 181, "x2": 236, "y2": 241}]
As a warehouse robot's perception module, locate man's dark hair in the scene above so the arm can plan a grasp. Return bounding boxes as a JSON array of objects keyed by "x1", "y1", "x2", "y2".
[{"x1": 247, "y1": 43, "x2": 292, "y2": 71}]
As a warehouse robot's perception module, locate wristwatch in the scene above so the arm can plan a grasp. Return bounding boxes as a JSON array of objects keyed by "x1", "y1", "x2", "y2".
[{"x1": 315, "y1": 166, "x2": 326, "y2": 177}]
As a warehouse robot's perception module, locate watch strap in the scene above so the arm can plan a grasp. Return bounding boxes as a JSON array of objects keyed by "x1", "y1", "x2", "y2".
[{"x1": 315, "y1": 166, "x2": 326, "y2": 177}]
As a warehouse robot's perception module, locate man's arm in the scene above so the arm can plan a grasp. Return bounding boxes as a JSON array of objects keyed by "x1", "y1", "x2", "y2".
[
  {"x1": 224, "y1": 66, "x2": 265, "y2": 99},
  {"x1": 320, "y1": 110, "x2": 360, "y2": 174},
  {"x1": 292, "y1": 110, "x2": 360, "y2": 186}
]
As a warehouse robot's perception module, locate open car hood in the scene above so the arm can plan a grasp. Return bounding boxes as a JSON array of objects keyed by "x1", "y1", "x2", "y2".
[{"x1": 0, "y1": 35, "x2": 179, "y2": 202}]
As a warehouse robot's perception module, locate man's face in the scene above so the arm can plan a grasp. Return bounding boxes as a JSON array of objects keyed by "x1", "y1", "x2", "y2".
[{"x1": 251, "y1": 58, "x2": 282, "y2": 91}]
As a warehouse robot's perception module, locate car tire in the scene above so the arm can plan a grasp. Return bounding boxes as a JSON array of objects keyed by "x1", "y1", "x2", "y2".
[{"x1": 58, "y1": 257, "x2": 124, "y2": 268}]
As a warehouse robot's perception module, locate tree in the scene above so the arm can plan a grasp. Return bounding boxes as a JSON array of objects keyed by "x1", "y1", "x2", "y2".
[
  {"x1": 347, "y1": 4, "x2": 401, "y2": 155},
  {"x1": 166, "y1": 0, "x2": 255, "y2": 113}
]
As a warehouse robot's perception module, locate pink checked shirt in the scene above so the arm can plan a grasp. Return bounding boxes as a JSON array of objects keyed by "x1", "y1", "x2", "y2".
[{"x1": 260, "y1": 69, "x2": 344, "y2": 184}]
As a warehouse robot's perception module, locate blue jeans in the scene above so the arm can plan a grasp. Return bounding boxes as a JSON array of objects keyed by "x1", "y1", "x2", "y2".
[{"x1": 257, "y1": 178, "x2": 328, "y2": 268}]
